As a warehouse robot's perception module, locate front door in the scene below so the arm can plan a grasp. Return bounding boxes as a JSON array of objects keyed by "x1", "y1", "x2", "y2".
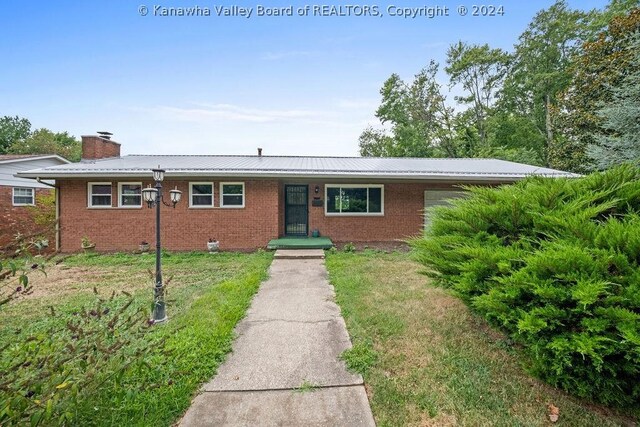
[{"x1": 285, "y1": 185, "x2": 308, "y2": 236}]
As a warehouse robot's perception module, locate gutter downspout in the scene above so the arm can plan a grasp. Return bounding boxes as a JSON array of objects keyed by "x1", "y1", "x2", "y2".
[{"x1": 36, "y1": 178, "x2": 60, "y2": 252}]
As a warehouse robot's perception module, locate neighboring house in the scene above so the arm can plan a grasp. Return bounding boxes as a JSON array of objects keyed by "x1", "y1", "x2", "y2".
[
  {"x1": 0, "y1": 154, "x2": 70, "y2": 249},
  {"x1": 16, "y1": 135, "x2": 577, "y2": 252}
]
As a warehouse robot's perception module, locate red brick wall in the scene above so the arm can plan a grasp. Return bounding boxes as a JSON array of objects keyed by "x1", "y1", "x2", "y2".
[
  {"x1": 58, "y1": 179, "x2": 280, "y2": 252},
  {"x1": 0, "y1": 186, "x2": 55, "y2": 251},
  {"x1": 304, "y1": 182, "x2": 460, "y2": 243},
  {"x1": 57, "y1": 178, "x2": 480, "y2": 252}
]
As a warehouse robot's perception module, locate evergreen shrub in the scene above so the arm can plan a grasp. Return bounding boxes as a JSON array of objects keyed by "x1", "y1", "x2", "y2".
[{"x1": 411, "y1": 164, "x2": 640, "y2": 406}]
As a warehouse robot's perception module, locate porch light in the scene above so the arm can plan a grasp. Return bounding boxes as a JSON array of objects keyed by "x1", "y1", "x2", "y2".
[
  {"x1": 144, "y1": 167, "x2": 181, "y2": 324},
  {"x1": 142, "y1": 185, "x2": 158, "y2": 204},
  {"x1": 152, "y1": 168, "x2": 165, "y2": 182},
  {"x1": 169, "y1": 186, "x2": 182, "y2": 204}
]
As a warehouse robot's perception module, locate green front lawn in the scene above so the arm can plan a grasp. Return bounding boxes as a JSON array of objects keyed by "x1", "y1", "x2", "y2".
[
  {"x1": 0, "y1": 251, "x2": 272, "y2": 426},
  {"x1": 326, "y1": 250, "x2": 637, "y2": 426}
]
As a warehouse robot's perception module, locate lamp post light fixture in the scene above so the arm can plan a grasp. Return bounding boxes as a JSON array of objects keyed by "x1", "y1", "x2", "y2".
[{"x1": 142, "y1": 168, "x2": 182, "y2": 323}]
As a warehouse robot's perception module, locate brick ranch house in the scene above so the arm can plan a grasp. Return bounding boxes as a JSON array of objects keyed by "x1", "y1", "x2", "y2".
[
  {"x1": 16, "y1": 135, "x2": 577, "y2": 252},
  {"x1": 0, "y1": 154, "x2": 70, "y2": 250}
]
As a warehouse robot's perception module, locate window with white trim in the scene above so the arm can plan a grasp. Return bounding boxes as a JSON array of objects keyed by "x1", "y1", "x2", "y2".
[
  {"x1": 220, "y1": 182, "x2": 245, "y2": 208},
  {"x1": 88, "y1": 182, "x2": 112, "y2": 207},
  {"x1": 325, "y1": 185, "x2": 384, "y2": 215},
  {"x1": 12, "y1": 187, "x2": 35, "y2": 206},
  {"x1": 189, "y1": 182, "x2": 214, "y2": 207},
  {"x1": 118, "y1": 182, "x2": 142, "y2": 208}
]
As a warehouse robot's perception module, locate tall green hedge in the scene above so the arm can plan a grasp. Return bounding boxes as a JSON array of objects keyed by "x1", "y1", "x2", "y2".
[{"x1": 411, "y1": 165, "x2": 640, "y2": 406}]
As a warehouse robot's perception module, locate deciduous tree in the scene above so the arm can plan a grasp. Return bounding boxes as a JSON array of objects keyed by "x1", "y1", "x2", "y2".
[
  {"x1": 588, "y1": 31, "x2": 640, "y2": 169},
  {"x1": 555, "y1": 8, "x2": 640, "y2": 171},
  {"x1": 445, "y1": 41, "x2": 510, "y2": 147},
  {"x1": 9, "y1": 128, "x2": 81, "y2": 162},
  {"x1": 0, "y1": 116, "x2": 31, "y2": 154},
  {"x1": 359, "y1": 61, "x2": 457, "y2": 157},
  {"x1": 501, "y1": 1, "x2": 590, "y2": 166}
]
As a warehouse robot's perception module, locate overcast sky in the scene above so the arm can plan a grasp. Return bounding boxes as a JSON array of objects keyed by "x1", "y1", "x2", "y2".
[{"x1": 1, "y1": 0, "x2": 609, "y2": 157}]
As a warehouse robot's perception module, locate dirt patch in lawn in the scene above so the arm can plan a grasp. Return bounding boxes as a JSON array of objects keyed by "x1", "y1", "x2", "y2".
[{"x1": 16, "y1": 264, "x2": 151, "y2": 300}]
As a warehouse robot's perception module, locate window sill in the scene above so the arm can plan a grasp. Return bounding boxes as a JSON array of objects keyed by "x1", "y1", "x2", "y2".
[
  {"x1": 219, "y1": 205, "x2": 245, "y2": 209},
  {"x1": 87, "y1": 206, "x2": 143, "y2": 210},
  {"x1": 188, "y1": 205, "x2": 215, "y2": 209},
  {"x1": 324, "y1": 213, "x2": 384, "y2": 217},
  {"x1": 12, "y1": 203, "x2": 35, "y2": 207}
]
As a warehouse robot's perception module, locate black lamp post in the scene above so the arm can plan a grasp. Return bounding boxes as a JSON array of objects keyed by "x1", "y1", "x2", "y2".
[{"x1": 141, "y1": 168, "x2": 182, "y2": 323}]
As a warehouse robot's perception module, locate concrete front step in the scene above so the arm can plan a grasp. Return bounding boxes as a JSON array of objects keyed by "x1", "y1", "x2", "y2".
[{"x1": 273, "y1": 249, "x2": 325, "y2": 259}]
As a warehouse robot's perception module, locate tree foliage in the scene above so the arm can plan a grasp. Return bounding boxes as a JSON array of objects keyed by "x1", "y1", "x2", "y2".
[
  {"x1": 8, "y1": 128, "x2": 81, "y2": 162},
  {"x1": 360, "y1": 1, "x2": 640, "y2": 172},
  {"x1": 445, "y1": 41, "x2": 510, "y2": 147},
  {"x1": 0, "y1": 116, "x2": 31, "y2": 154},
  {"x1": 556, "y1": 9, "x2": 640, "y2": 171},
  {"x1": 589, "y1": 32, "x2": 640, "y2": 169},
  {"x1": 0, "y1": 116, "x2": 80, "y2": 162},
  {"x1": 500, "y1": 0, "x2": 591, "y2": 167},
  {"x1": 359, "y1": 61, "x2": 457, "y2": 157}
]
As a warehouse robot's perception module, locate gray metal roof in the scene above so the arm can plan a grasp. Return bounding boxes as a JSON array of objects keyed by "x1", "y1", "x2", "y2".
[{"x1": 16, "y1": 155, "x2": 579, "y2": 181}]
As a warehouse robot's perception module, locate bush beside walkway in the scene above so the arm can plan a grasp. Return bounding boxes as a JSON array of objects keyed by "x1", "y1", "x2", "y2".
[
  {"x1": 326, "y1": 251, "x2": 637, "y2": 426},
  {"x1": 411, "y1": 165, "x2": 640, "y2": 407}
]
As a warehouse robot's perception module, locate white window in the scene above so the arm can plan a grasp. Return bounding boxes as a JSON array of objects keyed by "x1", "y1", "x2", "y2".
[
  {"x1": 88, "y1": 182, "x2": 112, "y2": 208},
  {"x1": 12, "y1": 187, "x2": 35, "y2": 206},
  {"x1": 189, "y1": 182, "x2": 214, "y2": 207},
  {"x1": 424, "y1": 190, "x2": 466, "y2": 228},
  {"x1": 325, "y1": 184, "x2": 384, "y2": 216},
  {"x1": 220, "y1": 182, "x2": 245, "y2": 208},
  {"x1": 118, "y1": 182, "x2": 142, "y2": 208}
]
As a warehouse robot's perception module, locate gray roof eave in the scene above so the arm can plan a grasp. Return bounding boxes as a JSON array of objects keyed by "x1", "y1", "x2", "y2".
[
  {"x1": 16, "y1": 169, "x2": 580, "y2": 181},
  {"x1": 0, "y1": 155, "x2": 71, "y2": 165}
]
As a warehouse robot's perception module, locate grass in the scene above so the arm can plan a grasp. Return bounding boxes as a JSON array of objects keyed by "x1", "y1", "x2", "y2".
[
  {"x1": 0, "y1": 250, "x2": 272, "y2": 426},
  {"x1": 325, "y1": 250, "x2": 637, "y2": 427}
]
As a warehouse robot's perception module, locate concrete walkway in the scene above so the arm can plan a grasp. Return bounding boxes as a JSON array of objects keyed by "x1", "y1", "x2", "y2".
[{"x1": 179, "y1": 249, "x2": 375, "y2": 427}]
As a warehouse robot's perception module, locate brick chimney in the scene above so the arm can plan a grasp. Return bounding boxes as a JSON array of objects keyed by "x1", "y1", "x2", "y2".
[{"x1": 81, "y1": 132, "x2": 121, "y2": 160}]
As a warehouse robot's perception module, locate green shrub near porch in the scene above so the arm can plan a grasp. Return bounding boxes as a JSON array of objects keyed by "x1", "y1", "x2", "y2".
[{"x1": 411, "y1": 164, "x2": 640, "y2": 406}]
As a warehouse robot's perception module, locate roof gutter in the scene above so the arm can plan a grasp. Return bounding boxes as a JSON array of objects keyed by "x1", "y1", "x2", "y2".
[
  {"x1": 16, "y1": 171, "x2": 580, "y2": 180},
  {"x1": 36, "y1": 177, "x2": 57, "y2": 188}
]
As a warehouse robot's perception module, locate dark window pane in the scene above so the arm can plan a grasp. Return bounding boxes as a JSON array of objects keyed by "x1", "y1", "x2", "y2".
[
  {"x1": 192, "y1": 184, "x2": 212, "y2": 195},
  {"x1": 13, "y1": 188, "x2": 34, "y2": 205},
  {"x1": 223, "y1": 184, "x2": 243, "y2": 195},
  {"x1": 92, "y1": 185, "x2": 111, "y2": 195},
  {"x1": 121, "y1": 184, "x2": 141, "y2": 195},
  {"x1": 122, "y1": 195, "x2": 141, "y2": 206},
  {"x1": 192, "y1": 195, "x2": 213, "y2": 206},
  {"x1": 121, "y1": 184, "x2": 141, "y2": 206},
  {"x1": 369, "y1": 187, "x2": 382, "y2": 213},
  {"x1": 92, "y1": 195, "x2": 111, "y2": 206},
  {"x1": 223, "y1": 195, "x2": 243, "y2": 206},
  {"x1": 326, "y1": 187, "x2": 340, "y2": 213},
  {"x1": 341, "y1": 188, "x2": 367, "y2": 213},
  {"x1": 14, "y1": 196, "x2": 33, "y2": 204}
]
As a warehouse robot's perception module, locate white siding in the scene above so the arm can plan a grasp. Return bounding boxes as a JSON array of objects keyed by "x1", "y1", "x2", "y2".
[{"x1": 0, "y1": 158, "x2": 67, "y2": 188}]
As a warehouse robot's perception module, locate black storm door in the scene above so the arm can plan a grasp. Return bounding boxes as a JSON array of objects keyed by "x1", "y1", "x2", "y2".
[{"x1": 285, "y1": 185, "x2": 308, "y2": 236}]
